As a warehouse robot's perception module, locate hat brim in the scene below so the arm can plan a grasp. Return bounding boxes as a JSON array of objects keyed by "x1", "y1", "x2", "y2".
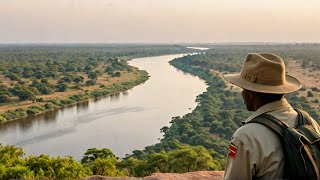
[{"x1": 224, "y1": 73, "x2": 301, "y2": 94}]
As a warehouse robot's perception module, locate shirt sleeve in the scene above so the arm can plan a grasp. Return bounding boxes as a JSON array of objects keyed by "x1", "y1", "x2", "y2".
[{"x1": 224, "y1": 137, "x2": 256, "y2": 180}]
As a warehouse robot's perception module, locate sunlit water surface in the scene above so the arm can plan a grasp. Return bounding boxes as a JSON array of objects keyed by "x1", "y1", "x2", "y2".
[{"x1": 0, "y1": 54, "x2": 208, "y2": 160}]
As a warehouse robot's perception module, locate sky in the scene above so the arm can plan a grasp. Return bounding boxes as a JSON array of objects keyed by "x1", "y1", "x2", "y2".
[{"x1": 1, "y1": 0, "x2": 320, "y2": 43}]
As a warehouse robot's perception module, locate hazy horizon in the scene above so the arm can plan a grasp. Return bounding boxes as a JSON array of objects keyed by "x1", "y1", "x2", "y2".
[{"x1": 1, "y1": 0, "x2": 320, "y2": 43}]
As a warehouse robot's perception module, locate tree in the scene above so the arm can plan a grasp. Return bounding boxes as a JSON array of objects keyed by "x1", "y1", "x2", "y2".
[
  {"x1": 37, "y1": 84, "x2": 54, "y2": 95},
  {"x1": 50, "y1": 156, "x2": 91, "y2": 179},
  {"x1": 85, "y1": 157, "x2": 123, "y2": 176},
  {"x1": 17, "y1": 89, "x2": 36, "y2": 101},
  {"x1": 73, "y1": 76, "x2": 84, "y2": 83},
  {"x1": 0, "y1": 144, "x2": 25, "y2": 167},
  {"x1": 168, "y1": 147, "x2": 197, "y2": 172},
  {"x1": 0, "y1": 94, "x2": 10, "y2": 103},
  {"x1": 81, "y1": 148, "x2": 122, "y2": 177},
  {"x1": 3, "y1": 165, "x2": 34, "y2": 180},
  {"x1": 61, "y1": 76, "x2": 73, "y2": 83},
  {"x1": 192, "y1": 146, "x2": 221, "y2": 171},
  {"x1": 114, "y1": 72, "x2": 121, "y2": 77},
  {"x1": 118, "y1": 157, "x2": 142, "y2": 176},
  {"x1": 88, "y1": 72, "x2": 98, "y2": 80},
  {"x1": 5, "y1": 73, "x2": 21, "y2": 81},
  {"x1": 85, "y1": 80, "x2": 96, "y2": 86},
  {"x1": 307, "y1": 91, "x2": 314, "y2": 97},
  {"x1": 160, "y1": 126, "x2": 169, "y2": 134},
  {"x1": 40, "y1": 78, "x2": 49, "y2": 84},
  {"x1": 56, "y1": 83, "x2": 68, "y2": 92},
  {"x1": 147, "y1": 151, "x2": 169, "y2": 173},
  {"x1": 81, "y1": 148, "x2": 116, "y2": 164}
]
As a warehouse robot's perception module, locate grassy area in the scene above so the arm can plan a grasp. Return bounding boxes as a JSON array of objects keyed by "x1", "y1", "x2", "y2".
[{"x1": 0, "y1": 69, "x2": 148, "y2": 123}]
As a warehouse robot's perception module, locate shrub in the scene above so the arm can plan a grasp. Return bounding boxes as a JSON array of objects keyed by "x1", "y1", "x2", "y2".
[
  {"x1": 307, "y1": 91, "x2": 314, "y2": 97},
  {"x1": 85, "y1": 80, "x2": 96, "y2": 86},
  {"x1": 44, "y1": 103, "x2": 53, "y2": 110},
  {"x1": 0, "y1": 115, "x2": 7, "y2": 123}
]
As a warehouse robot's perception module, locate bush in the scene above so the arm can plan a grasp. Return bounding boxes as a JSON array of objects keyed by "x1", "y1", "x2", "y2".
[
  {"x1": 26, "y1": 106, "x2": 45, "y2": 115},
  {"x1": 71, "y1": 84, "x2": 82, "y2": 90},
  {"x1": 0, "y1": 115, "x2": 7, "y2": 123},
  {"x1": 56, "y1": 83, "x2": 68, "y2": 92},
  {"x1": 3, "y1": 165, "x2": 34, "y2": 179},
  {"x1": 300, "y1": 86, "x2": 306, "y2": 91},
  {"x1": 5, "y1": 73, "x2": 21, "y2": 81},
  {"x1": 307, "y1": 91, "x2": 314, "y2": 97},
  {"x1": 1, "y1": 109, "x2": 26, "y2": 121},
  {"x1": 0, "y1": 94, "x2": 10, "y2": 103},
  {"x1": 60, "y1": 98, "x2": 75, "y2": 105},
  {"x1": 26, "y1": 109, "x2": 38, "y2": 115},
  {"x1": 44, "y1": 103, "x2": 53, "y2": 110},
  {"x1": 36, "y1": 98, "x2": 44, "y2": 102},
  {"x1": 311, "y1": 87, "x2": 320, "y2": 92},
  {"x1": 85, "y1": 80, "x2": 96, "y2": 86}
]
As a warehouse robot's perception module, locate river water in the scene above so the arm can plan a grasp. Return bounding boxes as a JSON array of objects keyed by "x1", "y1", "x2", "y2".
[{"x1": 0, "y1": 54, "x2": 207, "y2": 160}]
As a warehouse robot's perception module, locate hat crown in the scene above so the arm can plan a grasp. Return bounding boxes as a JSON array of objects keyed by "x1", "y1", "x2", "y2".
[{"x1": 240, "y1": 53, "x2": 286, "y2": 86}]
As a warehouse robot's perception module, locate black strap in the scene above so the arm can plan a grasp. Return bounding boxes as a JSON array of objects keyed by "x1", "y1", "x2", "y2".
[
  {"x1": 295, "y1": 108, "x2": 312, "y2": 126},
  {"x1": 247, "y1": 109, "x2": 310, "y2": 137}
]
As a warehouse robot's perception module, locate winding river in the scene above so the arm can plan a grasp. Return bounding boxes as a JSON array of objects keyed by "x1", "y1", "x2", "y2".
[{"x1": 0, "y1": 54, "x2": 208, "y2": 160}]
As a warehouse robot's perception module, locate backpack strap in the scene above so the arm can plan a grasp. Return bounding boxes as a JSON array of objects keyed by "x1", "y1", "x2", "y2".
[
  {"x1": 248, "y1": 113, "x2": 289, "y2": 138},
  {"x1": 295, "y1": 108, "x2": 312, "y2": 126}
]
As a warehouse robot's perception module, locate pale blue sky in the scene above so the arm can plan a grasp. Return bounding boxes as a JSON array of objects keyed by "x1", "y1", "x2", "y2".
[{"x1": 1, "y1": 0, "x2": 320, "y2": 43}]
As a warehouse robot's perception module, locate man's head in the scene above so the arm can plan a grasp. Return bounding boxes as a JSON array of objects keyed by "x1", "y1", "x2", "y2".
[
  {"x1": 224, "y1": 53, "x2": 300, "y2": 110},
  {"x1": 241, "y1": 89, "x2": 284, "y2": 111}
]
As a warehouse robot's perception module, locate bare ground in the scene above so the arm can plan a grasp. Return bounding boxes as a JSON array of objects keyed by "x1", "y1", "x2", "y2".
[
  {"x1": 84, "y1": 171, "x2": 224, "y2": 180},
  {"x1": 0, "y1": 71, "x2": 139, "y2": 113},
  {"x1": 286, "y1": 60, "x2": 320, "y2": 111}
]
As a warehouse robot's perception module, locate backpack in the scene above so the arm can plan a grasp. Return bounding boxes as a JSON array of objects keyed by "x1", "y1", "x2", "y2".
[{"x1": 248, "y1": 109, "x2": 320, "y2": 180}]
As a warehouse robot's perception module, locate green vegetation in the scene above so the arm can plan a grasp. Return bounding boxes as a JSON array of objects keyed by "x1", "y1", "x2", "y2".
[
  {"x1": 121, "y1": 44, "x2": 320, "y2": 176},
  {"x1": 0, "y1": 143, "x2": 218, "y2": 179},
  {"x1": 0, "y1": 144, "x2": 91, "y2": 179},
  {"x1": 0, "y1": 44, "x2": 319, "y2": 179},
  {"x1": 0, "y1": 45, "x2": 194, "y2": 123}
]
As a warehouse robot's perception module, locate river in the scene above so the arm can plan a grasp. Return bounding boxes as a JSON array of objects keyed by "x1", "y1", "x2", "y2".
[{"x1": 0, "y1": 54, "x2": 208, "y2": 160}]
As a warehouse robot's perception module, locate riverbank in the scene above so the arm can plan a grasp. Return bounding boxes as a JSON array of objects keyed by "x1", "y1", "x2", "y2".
[{"x1": 0, "y1": 69, "x2": 149, "y2": 123}]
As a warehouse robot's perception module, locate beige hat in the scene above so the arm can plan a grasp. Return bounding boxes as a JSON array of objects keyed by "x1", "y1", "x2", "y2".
[{"x1": 224, "y1": 53, "x2": 301, "y2": 94}]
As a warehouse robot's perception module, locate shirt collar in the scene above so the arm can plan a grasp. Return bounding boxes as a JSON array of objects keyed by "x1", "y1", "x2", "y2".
[{"x1": 243, "y1": 98, "x2": 293, "y2": 124}]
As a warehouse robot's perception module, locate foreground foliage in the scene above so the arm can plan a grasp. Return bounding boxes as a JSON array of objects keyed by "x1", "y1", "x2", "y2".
[
  {"x1": 0, "y1": 143, "x2": 218, "y2": 179},
  {"x1": 1, "y1": 44, "x2": 319, "y2": 179},
  {"x1": 0, "y1": 144, "x2": 91, "y2": 179}
]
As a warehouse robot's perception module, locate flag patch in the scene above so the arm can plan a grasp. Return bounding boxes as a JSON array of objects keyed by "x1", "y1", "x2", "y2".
[{"x1": 228, "y1": 143, "x2": 237, "y2": 159}]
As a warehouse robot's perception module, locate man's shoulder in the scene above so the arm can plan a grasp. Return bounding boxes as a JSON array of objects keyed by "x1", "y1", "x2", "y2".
[{"x1": 233, "y1": 122, "x2": 279, "y2": 142}]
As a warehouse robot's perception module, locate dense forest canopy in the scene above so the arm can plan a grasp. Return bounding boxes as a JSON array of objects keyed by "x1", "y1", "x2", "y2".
[
  {"x1": 0, "y1": 45, "x2": 194, "y2": 123},
  {"x1": 125, "y1": 44, "x2": 320, "y2": 176},
  {"x1": 0, "y1": 44, "x2": 319, "y2": 179}
]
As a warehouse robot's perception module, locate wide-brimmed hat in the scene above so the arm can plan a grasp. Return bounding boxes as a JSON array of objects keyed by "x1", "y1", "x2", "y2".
[{"x1": 224, "y1": 53, "x2": 301, "y2": 94}]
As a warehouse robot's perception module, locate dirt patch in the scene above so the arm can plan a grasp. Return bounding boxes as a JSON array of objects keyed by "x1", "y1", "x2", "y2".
[
  {"x1": 287, "y1": 60, "x2": 320, "y2": 88},
  {"x1": 0, "y1": 71, "x2": 139, "y2": 113},
  {"x1": 84, "y1": 171, "x2": 224, "y2": 180},
  {"x1": 211, "y1": 70, "x2": 241, "y2": 92},
  {"x1": 286, "y1": 60, "x2": 320, "y2": 111}
]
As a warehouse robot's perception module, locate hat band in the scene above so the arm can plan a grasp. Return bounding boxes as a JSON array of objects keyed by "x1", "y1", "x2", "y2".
[{"x1": 240, "y1": 72, "x2": 284, "y2": 86}]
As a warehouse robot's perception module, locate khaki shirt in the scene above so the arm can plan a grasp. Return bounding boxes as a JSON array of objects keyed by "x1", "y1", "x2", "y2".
[{"x1": 224, "y1": 98, "x2": 319, "y2": 180}]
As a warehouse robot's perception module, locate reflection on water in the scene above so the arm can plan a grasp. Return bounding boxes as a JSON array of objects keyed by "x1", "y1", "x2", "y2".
[
  {"x1": 122, "y1": 91, "x2": 129, "y2": 96},
  {"x1": 0, "y1": 54, "x2": 207, "y2": 160},
  {"x1": 110, "y1": 92, "x2": 121, "y2": 102},
  {"x1": 76, "y1": 101, "x2": 90, "y2": 112}
]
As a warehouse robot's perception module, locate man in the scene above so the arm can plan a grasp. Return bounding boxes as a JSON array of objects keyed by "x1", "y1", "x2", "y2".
[{"x1": 223, "y1": 53, "x2": 319, "y2": 179}]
